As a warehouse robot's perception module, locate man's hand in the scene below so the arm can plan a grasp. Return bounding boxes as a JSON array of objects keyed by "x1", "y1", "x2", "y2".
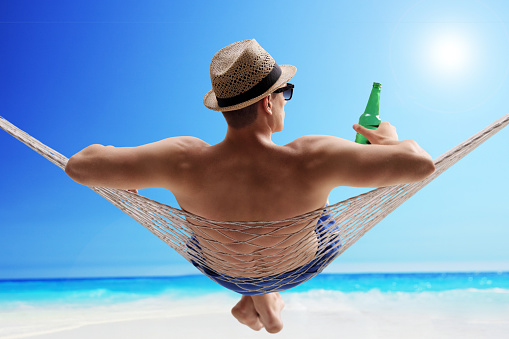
[
  {"x1": 353, "y1": 121, "x2": 399, "y2": 145},
  {"x1": 231, "y1": 292, "x2": 285, "y2": 333}
]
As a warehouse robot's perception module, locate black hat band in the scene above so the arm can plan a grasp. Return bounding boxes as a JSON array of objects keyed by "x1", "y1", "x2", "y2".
[{"x1": 216, "y1": 63, "x2": 282, "y2": 108}]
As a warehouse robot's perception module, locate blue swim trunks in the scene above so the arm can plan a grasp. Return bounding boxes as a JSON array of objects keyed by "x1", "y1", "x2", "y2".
[{"x1": 188, "y1": 211, "x2": 341, "y2": 295}]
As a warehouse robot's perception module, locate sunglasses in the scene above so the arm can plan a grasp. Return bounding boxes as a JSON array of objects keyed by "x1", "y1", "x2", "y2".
[{"x1": 273, "y1": 83, "x2": 294, "y2": 101}]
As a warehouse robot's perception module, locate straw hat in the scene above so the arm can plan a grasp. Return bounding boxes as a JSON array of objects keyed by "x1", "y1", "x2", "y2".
[{"x1": 203, "y1": 39, "x2": 296, "y2": 111}]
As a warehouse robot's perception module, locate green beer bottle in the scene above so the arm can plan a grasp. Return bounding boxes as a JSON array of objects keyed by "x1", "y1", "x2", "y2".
[{"x1": 355, "y1": 82, "x2": 382, "y2": 144}]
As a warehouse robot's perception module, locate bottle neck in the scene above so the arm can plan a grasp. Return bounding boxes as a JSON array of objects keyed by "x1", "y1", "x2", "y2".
[{"x1": 359, "y1": 84, "x2": 381, "y2": 126}]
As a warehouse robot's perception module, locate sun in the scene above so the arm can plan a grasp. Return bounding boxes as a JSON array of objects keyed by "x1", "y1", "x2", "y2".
[{"x1": 428, "y1": 33, "x2": 471, "y2": 75}]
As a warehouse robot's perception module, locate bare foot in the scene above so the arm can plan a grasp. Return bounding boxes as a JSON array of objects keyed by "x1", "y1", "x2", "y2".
[
  {"x1": 231, "y1": 292, "x2": 285, "y2": 333},
  {"x1": 231, "y1": 295, "x2": 264, "y2": 331}
]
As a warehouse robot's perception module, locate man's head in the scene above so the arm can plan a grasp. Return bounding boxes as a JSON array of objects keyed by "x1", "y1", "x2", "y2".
[
  {"x1": 203, "y1": 39, "x2": 296, "y2": 129},
  {"x1": 221, "y1": 83, "x2": 294, "y2": 130}
]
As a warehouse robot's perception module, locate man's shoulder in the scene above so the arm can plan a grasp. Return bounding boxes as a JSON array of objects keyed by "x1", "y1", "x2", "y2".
[
  {"x1": 286, "y1": 135, "x2": 351, "y2": 153},
  {"x1": 159, "y1": 136, "x2": 210, "y2": 149}
]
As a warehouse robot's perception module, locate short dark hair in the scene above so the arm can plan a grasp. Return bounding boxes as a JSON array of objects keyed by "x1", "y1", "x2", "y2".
[{"x1": 221, "y1": 101, "x2": 259, "y2": 129}]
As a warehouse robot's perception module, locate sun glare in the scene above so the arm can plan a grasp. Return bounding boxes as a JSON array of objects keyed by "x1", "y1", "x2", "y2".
[
  {"x1": 428, "y1": 33, "x2": 471, "y2": 75},
  {"x1": 391, "y1": 0, "x2": 509, "y2": 113}
]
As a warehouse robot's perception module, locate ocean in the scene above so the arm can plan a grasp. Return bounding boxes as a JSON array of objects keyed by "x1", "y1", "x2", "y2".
[{"x1": 1, "y1": 272, "x2": 508, "y2": 338}]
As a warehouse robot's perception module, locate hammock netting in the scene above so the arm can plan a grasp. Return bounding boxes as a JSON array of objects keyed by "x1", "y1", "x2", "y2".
[{"x1": 1, "y1": 114, "x2": 508, "y2": 294}]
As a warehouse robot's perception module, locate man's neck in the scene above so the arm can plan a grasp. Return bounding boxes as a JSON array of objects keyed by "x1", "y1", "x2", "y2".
[{"x1": 223, "y1": 125, "x2": 275, "y2": 149}]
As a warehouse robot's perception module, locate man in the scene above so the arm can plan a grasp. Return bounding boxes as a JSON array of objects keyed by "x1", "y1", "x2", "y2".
[{"x1": 65, "y1": 39, "x2": 435, "y2": 333}]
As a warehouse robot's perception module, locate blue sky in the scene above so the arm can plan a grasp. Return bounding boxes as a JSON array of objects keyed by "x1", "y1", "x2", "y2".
[{"x1": 1, "y1": 0, "x2": 508, "y2": 279}]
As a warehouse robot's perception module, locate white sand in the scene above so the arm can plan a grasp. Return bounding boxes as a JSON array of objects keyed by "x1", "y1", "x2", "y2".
[
  {"x1": 4, "y1": 290, "x2": 509, "y2": 339},
  {"x1": 17, "y1": 309, "x2": 509, "y2": 339}
]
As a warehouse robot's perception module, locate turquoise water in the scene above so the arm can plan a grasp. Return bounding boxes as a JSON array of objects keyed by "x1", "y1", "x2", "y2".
[{"x1": 1, "y1": 272, "x2": 508, "y2": 306}]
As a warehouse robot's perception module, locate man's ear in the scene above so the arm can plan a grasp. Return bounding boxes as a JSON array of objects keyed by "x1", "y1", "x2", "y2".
[{"x1": 262, "y1": 95, "x2": 273, "y2": 115}]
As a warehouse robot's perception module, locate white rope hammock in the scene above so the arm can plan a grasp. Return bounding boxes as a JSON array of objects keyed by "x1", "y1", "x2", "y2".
[{"x1": 1, "y1": 114, "x2": 508, "y2": 295}]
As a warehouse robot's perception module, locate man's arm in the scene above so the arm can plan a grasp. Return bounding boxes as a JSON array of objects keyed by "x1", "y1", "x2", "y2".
[
  {"x1": 299, "y1": 122, "x2": 435, "y2": 189},
  {"x1": 65, "y1": 136, "x2": 208, "y2": 190}
]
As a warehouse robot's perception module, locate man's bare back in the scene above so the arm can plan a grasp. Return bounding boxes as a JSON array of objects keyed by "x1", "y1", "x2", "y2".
[{"x1": 171, "y1": 135, "x2": 330, "y2": 277}]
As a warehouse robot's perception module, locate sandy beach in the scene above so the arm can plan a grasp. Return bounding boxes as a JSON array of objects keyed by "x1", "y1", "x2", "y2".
[
  {"x1": 4, "y1": 288, "x2": 509, "y2": 339},
  {"x1": 21, "y1": 308, "x2": 509, "y2": 339}
]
